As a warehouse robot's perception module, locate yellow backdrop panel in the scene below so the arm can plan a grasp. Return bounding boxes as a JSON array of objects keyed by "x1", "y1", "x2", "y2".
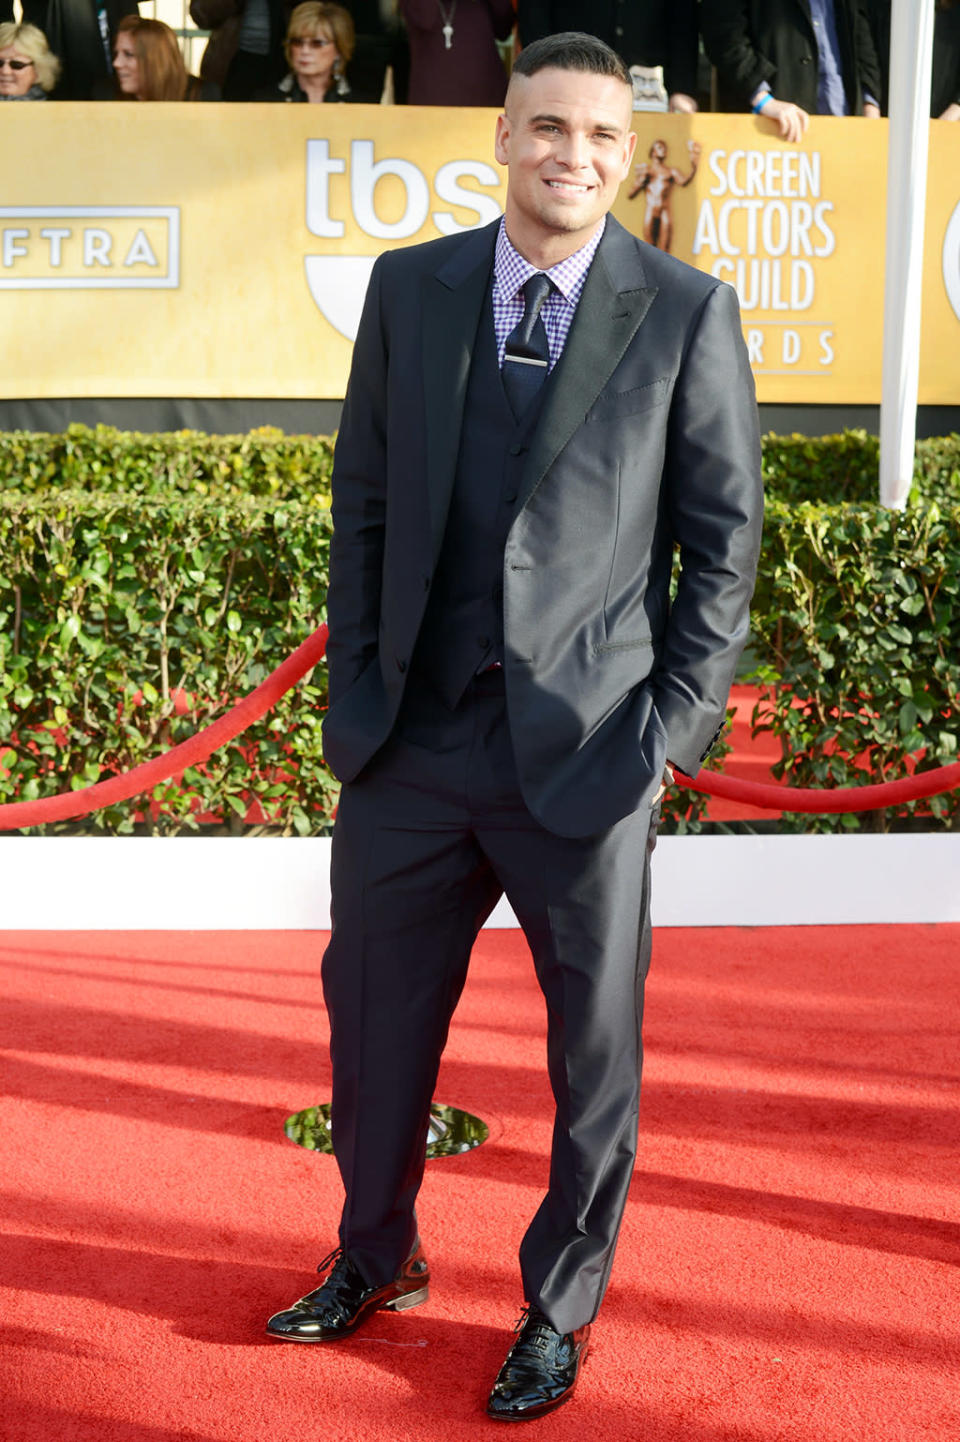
[{"x1": 2, "y1": 105, "x2": 958, "y2": 404}]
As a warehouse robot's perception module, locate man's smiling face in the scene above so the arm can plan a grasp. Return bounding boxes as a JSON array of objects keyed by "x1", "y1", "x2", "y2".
[{"x1": 495, "y1": 65, "x2": 637, "y2": 264}]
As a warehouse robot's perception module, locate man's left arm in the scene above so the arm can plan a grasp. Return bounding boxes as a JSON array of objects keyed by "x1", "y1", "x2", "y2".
[{"x1": 652, "y1": 280, "x2": 764, "y2": 776}]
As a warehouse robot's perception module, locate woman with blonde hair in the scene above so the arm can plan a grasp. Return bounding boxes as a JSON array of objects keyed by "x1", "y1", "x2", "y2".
[
  {"x1": 258, "y1": 1, "x2": 355, "y2": 101},
  {"x1": 0, "y1": 21, "x2": 61, "y2": 99},
  {"x1": 112, "y1": 15, "x2": 216, "y2": 100}
]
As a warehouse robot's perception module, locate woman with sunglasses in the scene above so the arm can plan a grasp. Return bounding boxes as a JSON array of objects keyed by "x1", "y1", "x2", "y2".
[
  {"x1": 258, "y1": 1, "x2": 355, "y2": 101},
  {"x1": 0, "y1": 22, "x2": 60, "y2": 100}
]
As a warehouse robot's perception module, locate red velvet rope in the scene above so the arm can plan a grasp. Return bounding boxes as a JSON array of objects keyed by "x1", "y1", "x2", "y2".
[
  {"x1": 681, "y1": 758, "x2": 960, "y2": 812},
  {"x1": 0, "y1": 620, "x2": 956, "y2": 827},
  {"x1": 0, "y1": 624, "x2": 328, "y2": 831}
]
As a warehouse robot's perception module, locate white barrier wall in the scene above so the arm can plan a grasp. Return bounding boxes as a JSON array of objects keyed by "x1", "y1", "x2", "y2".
[{"x1": 2, "y1": 835, "x2": 958, "y2": 929}]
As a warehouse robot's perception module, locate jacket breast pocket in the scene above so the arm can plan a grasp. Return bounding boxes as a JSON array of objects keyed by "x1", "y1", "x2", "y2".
[{"x1": 584, "y1": 376, "x2": 672, "y2": 424}]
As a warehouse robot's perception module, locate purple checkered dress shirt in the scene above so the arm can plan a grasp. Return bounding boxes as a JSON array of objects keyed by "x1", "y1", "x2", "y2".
[{"x1": 492, "y1": 218, "x2": 606, "y2": 371}]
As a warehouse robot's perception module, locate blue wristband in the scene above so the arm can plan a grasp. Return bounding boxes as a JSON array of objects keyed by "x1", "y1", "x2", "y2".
[{"x1": 752, "y1": 92, "x2": 772, "y2": 114}]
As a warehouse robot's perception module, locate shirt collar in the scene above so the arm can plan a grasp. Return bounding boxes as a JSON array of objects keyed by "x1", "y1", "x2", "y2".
[{"x1": 494, "y1": 216, "x2": 606, "y2": 304}]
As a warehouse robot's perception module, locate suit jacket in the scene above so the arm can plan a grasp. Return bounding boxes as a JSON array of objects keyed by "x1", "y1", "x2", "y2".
[
  {"x1": 701, "y1": 0, "x2": 881, "y2": 115},
  {"x1": 322, "y1": 216, "x2": 763, "y2": 838},
  {"x1": 516, "y1": 0, "x2": 700, "y2": 98}
]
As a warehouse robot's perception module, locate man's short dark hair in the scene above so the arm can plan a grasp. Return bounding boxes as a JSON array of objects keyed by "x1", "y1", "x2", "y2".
[{"x1": 510, "y1": 31, "x2": 632, "y2": 89}]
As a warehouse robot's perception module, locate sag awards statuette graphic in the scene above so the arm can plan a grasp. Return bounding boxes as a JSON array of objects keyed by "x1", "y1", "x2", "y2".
[{"x1": 628, "y1": 137, "x2": 701, "y2": 253}]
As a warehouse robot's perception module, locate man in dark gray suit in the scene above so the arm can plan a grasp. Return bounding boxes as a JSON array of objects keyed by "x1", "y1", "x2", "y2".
[{"x1": 266, "y1": 31, "x2": 763, "y2": 1421}]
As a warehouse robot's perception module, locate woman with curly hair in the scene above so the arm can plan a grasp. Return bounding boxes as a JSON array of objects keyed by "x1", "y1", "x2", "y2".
[{"x1": 0, "y1": 21, "x2": 61, "y2": 100}]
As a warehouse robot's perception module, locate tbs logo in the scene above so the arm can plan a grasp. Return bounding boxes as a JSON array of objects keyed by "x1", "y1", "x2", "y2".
[
  {"x1": 944, "y1": 199, "x2": 960, "y2": 325},
  {"x1": 304, "y1": 140, "x2": 502, "y2": 340}
]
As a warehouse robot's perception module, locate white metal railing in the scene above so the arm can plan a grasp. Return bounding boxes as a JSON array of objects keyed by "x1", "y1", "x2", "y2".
[{"x1": 143, "y1": 0, "x2": 210, "y2": 76}]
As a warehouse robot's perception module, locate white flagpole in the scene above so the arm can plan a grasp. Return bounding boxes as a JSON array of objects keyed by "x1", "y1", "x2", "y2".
[{"x1": 879, "y1": 0, "x2": 936, "y2": 508}]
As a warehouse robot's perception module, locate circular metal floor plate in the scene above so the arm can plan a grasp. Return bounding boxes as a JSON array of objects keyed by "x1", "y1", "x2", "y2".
[{"x1": 284, "y1": 1102, "x2": 489, "y2": 1159}]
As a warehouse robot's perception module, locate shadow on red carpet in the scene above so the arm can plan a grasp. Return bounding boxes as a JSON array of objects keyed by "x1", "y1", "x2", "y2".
[{"x1": 2, "y1": 925, "x2": 958, "y2": 1441}]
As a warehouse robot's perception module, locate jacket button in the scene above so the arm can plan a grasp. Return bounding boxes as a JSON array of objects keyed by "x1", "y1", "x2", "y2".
[
  {"x1": 505, "y1": 491, "x2": 518, "y2": 504},
  {"x1": 508, "y1": 444, "x2": 524, "y2": 456},
  {"x1": 478, "y1": 635, "x2": 490, "y2": 649},
  {"x1": 397, "y1": 658, "x2": 407, "y2": 673}
]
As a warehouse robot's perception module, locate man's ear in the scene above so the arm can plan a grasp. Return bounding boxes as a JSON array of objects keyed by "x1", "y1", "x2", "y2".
[
  {"x1": 494, "y1": 111, "x2": 510, "y2": 166},
  {"x1": 622, "y1": 128, "x2": 639, "y2": 176}
]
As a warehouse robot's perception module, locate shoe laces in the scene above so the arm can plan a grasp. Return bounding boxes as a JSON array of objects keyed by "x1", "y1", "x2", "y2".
[
  {"x1": 302, "y1": 1247, "x2": 357, "y2": 1324},
  {"x1": 316, "y1": 1246, "x2": 349, "y2": 1280},
  {"x1": 511, "y1": 1304, "x2": 554, "y2": 1357}
]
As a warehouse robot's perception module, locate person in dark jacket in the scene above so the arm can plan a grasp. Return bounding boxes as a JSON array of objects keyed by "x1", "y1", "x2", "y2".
[
  {"x1": 516, "y1": 0, "x2": 700, "y2": 110},
  {"x1": 345, "y1": 0, "x2": 409, "y2": 103},
  {"x1": 701, "y1": 0, "x2": 882, "y2": 141},
  {"x1": 190, "y1": 0, "x2": 292, "y2": 98},
  {"x1": 20, "y1": 0, "x2": 138, "y2": 98},
  {"x1": 263, "y1": 32, "x2": 763, "y2": 1425},
  {"x1": 868, "y1": 0, "x2": 960, "y2": 120}
]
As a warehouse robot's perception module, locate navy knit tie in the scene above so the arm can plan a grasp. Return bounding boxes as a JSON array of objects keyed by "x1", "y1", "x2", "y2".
[{"x1": 502, "y1": 273, "x2": 552, "y2": 419}]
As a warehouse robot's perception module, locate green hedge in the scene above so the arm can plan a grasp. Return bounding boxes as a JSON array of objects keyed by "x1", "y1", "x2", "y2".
[
  {"x1": 0, "y1": 424, "x2": 335, "y2": 499},
  {"x1": 750, "y1": 498, "x2": 960, "y2": 831},
  {"x1": 0, "y1": 425, "x2": 958, "y2": 835},
  {"x1": 5, "y1": 422, "x2": 957, "y2": 506},
  {"x1": 0, "y1": 486, "x2": 336, "y2": 834},
  {"x1": 761, "y1": 430, "x2": 960, "y2": 506}
]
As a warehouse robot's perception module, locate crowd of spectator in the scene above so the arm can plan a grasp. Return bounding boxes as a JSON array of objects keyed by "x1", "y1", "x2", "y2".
[{"x1": 0, "y1": 0, "x2": 957, "y2": 125}]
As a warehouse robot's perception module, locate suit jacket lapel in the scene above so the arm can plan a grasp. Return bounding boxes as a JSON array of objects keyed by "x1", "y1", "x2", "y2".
[
  {"x1": 517, "y1": 218, "x2": 659, "y2": 512},
  {"x1": 421, "y1": 222, "x2": 497, "y2": 561}
]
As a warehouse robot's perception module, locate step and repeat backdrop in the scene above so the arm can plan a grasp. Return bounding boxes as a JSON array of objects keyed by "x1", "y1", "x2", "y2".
[{"x1": 2, "y1": 106, "x2": 959, "y2": 404}]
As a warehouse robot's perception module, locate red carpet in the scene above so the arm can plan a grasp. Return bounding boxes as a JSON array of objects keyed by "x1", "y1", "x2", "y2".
[
  {"x1": 2, "y1": 925, "x2": 959, "y2": 1441},
  {"x1": 702, "y1": 684, "x2": 783, "y2": 822}
]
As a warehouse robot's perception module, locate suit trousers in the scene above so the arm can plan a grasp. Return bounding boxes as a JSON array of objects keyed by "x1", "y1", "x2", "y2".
[{"x1": 321, "y1": 666, "x2": 659, "y2": 1335}]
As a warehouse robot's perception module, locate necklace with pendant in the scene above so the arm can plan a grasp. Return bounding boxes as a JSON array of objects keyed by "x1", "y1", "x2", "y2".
[{"x1": 436, "y1": 0, "x2": 456, "y2": 49}]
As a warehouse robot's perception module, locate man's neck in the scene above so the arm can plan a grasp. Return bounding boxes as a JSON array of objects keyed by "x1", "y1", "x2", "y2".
[{"x1": 503, "y1": 218, "x2": 605, "y2": 272}]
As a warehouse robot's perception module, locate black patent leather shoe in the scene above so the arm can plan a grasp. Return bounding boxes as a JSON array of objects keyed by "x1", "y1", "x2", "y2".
[
  {"x1": 265, "y1": 1240, "x2": 429, "y2": 1342},
  {"x1": 486, "y1": 1305, "x2": 590, "y2": 1421}
]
